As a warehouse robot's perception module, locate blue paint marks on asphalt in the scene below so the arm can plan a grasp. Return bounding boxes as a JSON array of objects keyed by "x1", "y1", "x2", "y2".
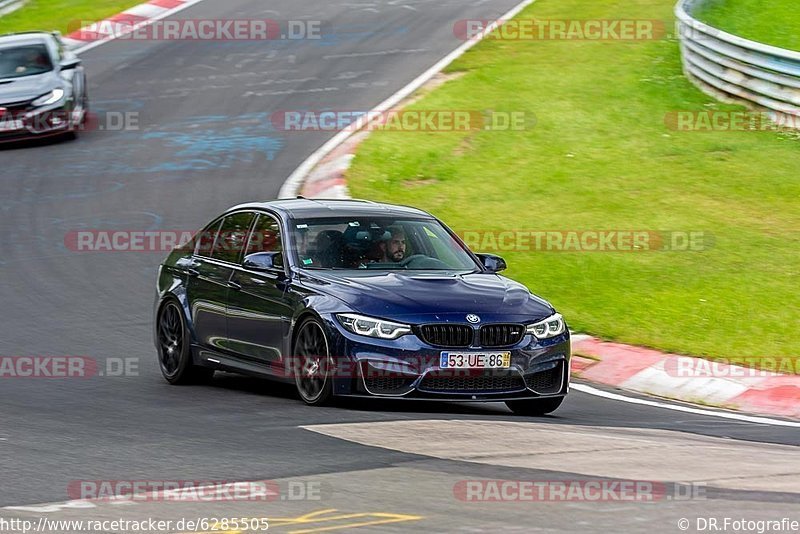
[
  {"x1": 0, "y1": 112, "x2": 285, "y2": 181},
  {"x1": 142, "y1": 125, "x2": 283, "y2": 168},
  {"x1": 90, "y1": 99, "x2": 148, "y2": 112}
]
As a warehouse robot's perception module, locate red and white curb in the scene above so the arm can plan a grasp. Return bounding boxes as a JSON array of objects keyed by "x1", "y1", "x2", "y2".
[
  {"x1": 298, "y1": 132, "x2": 368, "y2": 199},
  {"x1": 572, "y1": 336, "x2": 800, "y2": 420},
  {"x1": 60, "y1": 0, "x2": 205, "y2": 53}
]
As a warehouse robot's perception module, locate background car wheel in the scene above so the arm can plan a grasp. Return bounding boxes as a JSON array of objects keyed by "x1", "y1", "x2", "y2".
[
  {"x1": 63, "y1": 108, "x2": 85, "y2": 141},
  {"x1": 505, "y1": 397, "x2": 564, "y2": 416},
  {"x1": 156, "y1": 300, "x2": 214, "y2": 385},
  {"x1": 293, "y1": 318, "x2": 334, "y2": 406}
]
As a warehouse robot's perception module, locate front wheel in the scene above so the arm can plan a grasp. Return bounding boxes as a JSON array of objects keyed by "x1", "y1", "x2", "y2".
[
  {"x1": 156, "y1": 300, "x2": 214, "y2": 385},
  {"x1": 64, "y1": 105, "x2": 87, "y2": 141},
  {"x1": 293, "y1": 318, "x2": 334, "y2": 406},
  {"x1": 506, "y1": 397, "x2": 564, "y2": 416}
]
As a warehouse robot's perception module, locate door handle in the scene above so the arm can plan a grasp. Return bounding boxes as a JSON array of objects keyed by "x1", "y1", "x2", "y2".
[
  {"x1": 187, "y1": 268, "x2": 200, "y2": 277},
  {"x1": 227, "y1": 281, "x2": 242, "y2": 291}
]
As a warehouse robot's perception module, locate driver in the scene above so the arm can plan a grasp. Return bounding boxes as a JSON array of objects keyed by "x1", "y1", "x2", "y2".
[
  {"x1": 378, "y1": 226, "x2": 406, "y2": 263},
  {"x1": 15, "y1": 48, "x2": 49, "y2": 74}
]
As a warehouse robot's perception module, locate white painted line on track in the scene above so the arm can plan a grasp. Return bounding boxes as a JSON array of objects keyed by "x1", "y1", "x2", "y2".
[
  {"x1": 278, "y1": 0, "x2": 537, "y2": 198},
  {"x1": 572, "y1": 383, "x2": 800, "y2": 428},
  {"x1": 72, "y1": 0, "x2": 211, "y2": 55}
]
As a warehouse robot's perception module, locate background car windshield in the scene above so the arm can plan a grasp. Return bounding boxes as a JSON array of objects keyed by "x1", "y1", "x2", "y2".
[
  {"x1": 0, "y1": 44, "x2": 53, "y2": 79},
  {"x1": 292, "y1": 217, "x2": 478, "y2": 271}
]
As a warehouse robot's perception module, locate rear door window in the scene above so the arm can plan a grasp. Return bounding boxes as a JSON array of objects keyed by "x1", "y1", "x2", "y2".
[
  {"x1": 209, "y1": 212, "x2": 256, "y2": 264},
  {"x1": 194, "y1": 218, "x2": 223, "y2": 258}
]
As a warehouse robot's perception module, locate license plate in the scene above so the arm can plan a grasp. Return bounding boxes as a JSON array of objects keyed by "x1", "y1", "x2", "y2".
[
  {"x1": 0, "y1": 119, "x2": 24, "y2": 131},
  {"x1": 440, "y1": 351, "x2": 511, "y2": 369}
]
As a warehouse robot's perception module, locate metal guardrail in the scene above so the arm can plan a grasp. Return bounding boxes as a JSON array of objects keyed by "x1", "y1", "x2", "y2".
[{"x1": 675, "y1": 0, "x2": 800, "y2": 127}]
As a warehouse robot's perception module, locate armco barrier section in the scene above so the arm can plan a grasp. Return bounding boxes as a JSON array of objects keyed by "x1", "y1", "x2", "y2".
[{"x1": 676, "y1": 0, "x2": 800, "y2": 128}]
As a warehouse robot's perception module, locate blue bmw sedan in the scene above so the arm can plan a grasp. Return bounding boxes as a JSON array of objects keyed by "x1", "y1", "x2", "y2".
[{"x1": 155, "y1": 199, "x2": 570, "y2": 415}]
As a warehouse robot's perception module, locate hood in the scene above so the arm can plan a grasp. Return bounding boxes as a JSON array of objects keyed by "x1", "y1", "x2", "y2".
[
  {"x1": 300, "y1": 270, "x2": 555, "y2": 323},
  {"x1": 0, "y1": 72, "x2": 59, "y2": 105}
]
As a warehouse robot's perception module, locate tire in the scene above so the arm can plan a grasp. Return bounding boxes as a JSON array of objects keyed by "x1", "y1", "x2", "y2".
[
  {"x1": 156, "y1": 299, "x2": 214, "y2": 385},
  {"x1": 63, "y1": 107, "x2": 85, "y2": 141},
  {"x1": 505, "y1": 397, "x2": 564, "y2": 416},
  {"x1": 292, "y1": 317, "x2": 334, "y2": 406},
  {"x1": 65, "y1": 94, "x2": 89, "y2": 141}
]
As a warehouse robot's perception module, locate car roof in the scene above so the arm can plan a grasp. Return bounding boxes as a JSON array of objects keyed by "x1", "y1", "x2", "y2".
[
  {"x1": 0, "y1": 32, "x2": 53, "y2": 48},
  {"x1": 226, "y1": 198, "x2": 434, "y2": 219}
]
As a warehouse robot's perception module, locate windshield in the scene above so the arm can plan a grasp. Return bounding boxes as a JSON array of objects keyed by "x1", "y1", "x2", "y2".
[
  {"x1": 292, "y1": 216, "x2": 479, "y2": 271},
  {"x1": 0, "y1": 44, "x2": 53, "y2": 79}
]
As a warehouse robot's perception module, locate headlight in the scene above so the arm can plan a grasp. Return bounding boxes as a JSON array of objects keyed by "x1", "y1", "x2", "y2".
[
  {"x1": 32, "y1": 88, "x2": 65, "y2": 107},
  {"x1": 336, "y1": 313, "x2": 411, "y2": 340},
  {"x1": 526, "y1": 313, "x2": 566, "y2": 339}
]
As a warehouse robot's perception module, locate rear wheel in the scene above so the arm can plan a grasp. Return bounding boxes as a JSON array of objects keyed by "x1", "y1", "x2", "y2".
[
  {"x1": 505, "y1": 397, "x2": 564, "y2": 416},
  {"x1": 293, "y1": 318, "x2": 334, "y2": 406},
  {"x1": 156, "y1": 300, "x2": 213, "y2": 384}
]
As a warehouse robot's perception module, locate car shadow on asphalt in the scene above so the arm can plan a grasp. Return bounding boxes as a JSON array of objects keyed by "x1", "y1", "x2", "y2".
[
  {"x1": 0, "y1": 134, "x2": 75, "y2": 150},
  {"x1": 207, "y1": 371, "x2": 534, "y2": 418}
]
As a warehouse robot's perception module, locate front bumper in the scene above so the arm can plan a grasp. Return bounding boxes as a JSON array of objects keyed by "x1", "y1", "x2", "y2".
[
  {"x1": 0, "y1": 105, "x2": 76, "y2": 142},
  {"x1": 324, "y1": 317, "x2": 570, "y2": 401}
]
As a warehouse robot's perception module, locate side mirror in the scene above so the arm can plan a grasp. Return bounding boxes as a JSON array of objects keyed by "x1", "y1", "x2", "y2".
[
  {"x1": 60, "y1": 57, "x2": 81, "y2": 71},
  {"x1": 243, "y1": 252, "x2": 284, "y2": 273},
  {"x1": 477, "y1": 253, "x2": 507, "y2": 273}
]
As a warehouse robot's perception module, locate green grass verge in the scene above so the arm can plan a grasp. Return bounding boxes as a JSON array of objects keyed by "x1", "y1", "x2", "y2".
[
  {"x1": 0, "y1": 0, "x2": 143, "y2": 36},
  {"x1": 693, "y1": 0, "x2": 800, "y2": 51},
  {"x1": 346, "y1": 0, "x2": 800, "y2": 368}
]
